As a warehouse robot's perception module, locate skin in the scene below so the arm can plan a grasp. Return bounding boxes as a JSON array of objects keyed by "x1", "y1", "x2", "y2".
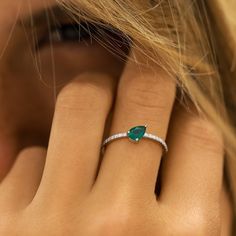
[{"x1": 0, "y1": 0, "x2": 233, "y2": 235}]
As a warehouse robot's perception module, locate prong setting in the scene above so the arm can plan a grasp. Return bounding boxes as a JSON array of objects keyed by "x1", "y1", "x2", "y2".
[{"x1": 101, "y1": 125, "x2": 168, "y2": 153}]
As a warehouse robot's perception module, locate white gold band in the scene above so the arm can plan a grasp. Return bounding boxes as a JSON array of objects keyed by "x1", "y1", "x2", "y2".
[{"x1": 101, "y1": 132, "x2": 168, "y2": 153}]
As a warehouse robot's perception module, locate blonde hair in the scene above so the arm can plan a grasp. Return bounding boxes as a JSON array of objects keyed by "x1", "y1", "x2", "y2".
[{"x1": 58, "y1": 0, "x2": 236, "y2": 228}]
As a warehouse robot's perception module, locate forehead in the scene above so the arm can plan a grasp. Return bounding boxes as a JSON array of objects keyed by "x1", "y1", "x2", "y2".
[
  {"x1": 0, "y1": 0, "x2": 57, "y2": 22},
  {"x1": 1, "y1": 0, "x2": 56, "y2": 12}
]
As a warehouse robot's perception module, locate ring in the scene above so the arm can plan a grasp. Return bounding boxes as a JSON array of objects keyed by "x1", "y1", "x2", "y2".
[{"x1": 101, "y1": 125, "x2": 168, "y2": 153}]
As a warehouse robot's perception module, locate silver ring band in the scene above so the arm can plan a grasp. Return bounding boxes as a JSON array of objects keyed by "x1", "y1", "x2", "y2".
[{"x1": 101, "y1": 125, "x2": 168, "y2": 153}]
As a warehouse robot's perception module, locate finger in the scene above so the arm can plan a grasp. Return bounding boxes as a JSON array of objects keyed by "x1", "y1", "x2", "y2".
[
  {"x1": 0, "y1": 147, "x2": 46, "y2": 211},
  {"x1": 0, "y1": 132, "x2": 19, "y2": 182},
  {"x1": 35, "y1": 73, "x2": 116, "y2": 206},
  {"x1": 159, "y1": 105, "x2": 224, "y2": 210},
  {"x1": 220, "y1": 181, "x2": 233, "y2": 236},
  {"x1": 94, "y1": 47, "x2": 176, "y2": 200}
]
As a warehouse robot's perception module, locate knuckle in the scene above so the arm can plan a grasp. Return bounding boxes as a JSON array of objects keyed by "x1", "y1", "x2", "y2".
[
  {"x1": 0, "y1": 213, "x2": 21, "y2": 236},
  {"x1": 22, "y1": 207, "x2": 68, "y2": 236},
  {"x1": 14, "y1": 146, "x2": 46, "y2": 167},
  {"x1": 18, "y1": 146, "x2": 47, "y2": 159},
  {"x1": 171, "y1": 207, "x2": 221, "y2": 236},
  {"x1": 118, "y1": 74, "x2": 175, "y2": 113},
  {"x1": 181, "y1": 116, "x2": 223, "y2": 154},
  {"x1": 92, "y1": 206, "x2": 140, "y2": 235},
  {"x1": 56, "y1": 73, "x2": 113, "y2": 112}
]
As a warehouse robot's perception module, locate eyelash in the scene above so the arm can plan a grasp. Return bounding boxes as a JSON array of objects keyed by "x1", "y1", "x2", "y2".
[
  {"x1": 38, "y1": 20, "x2": 132, "y2": 50},
  {"x1": 49, "y1": 21, "x2": 98, "y2": 43}
]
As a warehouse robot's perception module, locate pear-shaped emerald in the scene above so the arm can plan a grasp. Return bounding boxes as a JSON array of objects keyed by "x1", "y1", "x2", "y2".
[{"x1": 127, "y1": 126, "x2": 146, "y2": 142}]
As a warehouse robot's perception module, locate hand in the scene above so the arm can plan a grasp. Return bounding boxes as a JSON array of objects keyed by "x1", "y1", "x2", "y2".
[{"x1": 0, "y1": 47, "x2": 225, "y2": 235}]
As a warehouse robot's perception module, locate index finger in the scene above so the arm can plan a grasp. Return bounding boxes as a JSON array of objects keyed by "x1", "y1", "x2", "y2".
[{"x1": 0, "y1": 135, "x2": 18, "y2": 182}]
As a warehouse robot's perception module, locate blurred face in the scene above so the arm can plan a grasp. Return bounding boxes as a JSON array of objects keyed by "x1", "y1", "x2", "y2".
[{"x1": 0, "y1": 1, "x2": 128, "y2": 148}]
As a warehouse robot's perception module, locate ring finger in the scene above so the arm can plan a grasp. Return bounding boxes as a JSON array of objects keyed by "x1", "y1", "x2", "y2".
[{"x1": 94, "y1": 47, "x2": 176, "y2": 201}]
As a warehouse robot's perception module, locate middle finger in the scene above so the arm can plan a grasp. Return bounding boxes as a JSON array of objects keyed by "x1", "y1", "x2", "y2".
[
  {"x1": 33, "y1": 73, "x2": 116, "y2": 207},
  {"x1": 94, "y1": 47, "x2": 176, "y2": 200}
]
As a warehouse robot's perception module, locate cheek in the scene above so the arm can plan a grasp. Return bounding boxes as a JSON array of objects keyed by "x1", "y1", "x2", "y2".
[
  {"x1": 35, "y1": 41, "x2": 126, "y2": 87},
  {"x1": 0, "y1": 30, "x2": 127, "y2": 132}
]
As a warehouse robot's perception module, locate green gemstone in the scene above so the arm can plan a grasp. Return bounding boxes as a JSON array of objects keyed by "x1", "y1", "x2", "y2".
[{"x1": 127, "y1": 126, "x2": 146, "y2": 142}]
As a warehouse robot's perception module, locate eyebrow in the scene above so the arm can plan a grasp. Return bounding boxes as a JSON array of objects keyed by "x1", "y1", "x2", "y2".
[{"x1": 20, "y1": 4, "x2": 76, "y2": 28}]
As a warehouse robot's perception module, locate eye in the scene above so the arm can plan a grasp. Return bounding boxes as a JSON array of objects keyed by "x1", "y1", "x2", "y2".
[
  {"x1": 38, "y1": 21, "x2": 98, "y2": 47},
  {"x1": 38, "y1": 20, "x2": 132, "y2": 52},
  {"x1": 30, "y1": 19, "x2": 131, "y2": 88},
  {"x1": 49, "y1": 22, "x2": 97, "y2": 43}
]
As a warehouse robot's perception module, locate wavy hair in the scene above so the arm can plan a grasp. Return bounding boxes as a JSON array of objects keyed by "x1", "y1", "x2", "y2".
[{"x1": 58, "y1": 0, "x2": 236, "y2": 229}]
